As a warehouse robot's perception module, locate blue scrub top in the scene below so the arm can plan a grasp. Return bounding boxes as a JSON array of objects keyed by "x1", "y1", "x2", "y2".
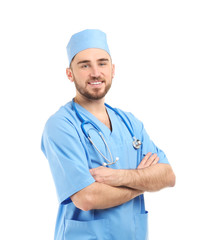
[{"x1": 41, "y1": 101, "x2": 169, "y2": 240}]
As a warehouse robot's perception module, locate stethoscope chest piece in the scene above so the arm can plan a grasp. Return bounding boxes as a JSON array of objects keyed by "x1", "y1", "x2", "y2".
[{"x1": 133, "y1": 137, "x2": 141, "y2": 149}]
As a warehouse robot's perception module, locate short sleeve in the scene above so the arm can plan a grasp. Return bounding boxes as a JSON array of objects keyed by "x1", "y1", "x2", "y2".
[{"x1": 41, "y1": 115, "x2": 95, "y2": 204}]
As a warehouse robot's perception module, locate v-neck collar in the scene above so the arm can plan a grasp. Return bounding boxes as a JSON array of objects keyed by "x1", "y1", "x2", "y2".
[{"x1": 73, "y1": 101, "x2": 115, "y2": 138}]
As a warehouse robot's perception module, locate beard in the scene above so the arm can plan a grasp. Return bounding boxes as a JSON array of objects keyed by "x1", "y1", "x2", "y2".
[{"x1": 73, "y1": 75, "x2": 112, "y2": 100}]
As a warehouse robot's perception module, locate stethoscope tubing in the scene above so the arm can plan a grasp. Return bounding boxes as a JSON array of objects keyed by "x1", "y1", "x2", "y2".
[
  {"x1": 72, "y1": 99, "x2": 134, "y2": 139},
  {"x1": 105, "y1": 103, "x2": 135, "y2": 138},
  {"x1": 72, "y1": 99, "x2": 141, "y2": 166}
]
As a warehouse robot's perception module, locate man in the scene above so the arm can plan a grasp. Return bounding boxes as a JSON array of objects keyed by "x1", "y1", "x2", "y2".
[{"x1": 41, "y1": 29, "x2": 175, "y2": 240}]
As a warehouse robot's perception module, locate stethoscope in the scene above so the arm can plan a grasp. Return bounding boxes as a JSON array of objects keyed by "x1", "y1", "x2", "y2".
[{"x1": 72, "y1": 99, "x2": 141, "y2": 166}]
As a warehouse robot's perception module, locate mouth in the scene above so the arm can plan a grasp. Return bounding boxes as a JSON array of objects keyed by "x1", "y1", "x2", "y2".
[{"x1": 88, "y1": 81, "x2": 104, "y2": 87}]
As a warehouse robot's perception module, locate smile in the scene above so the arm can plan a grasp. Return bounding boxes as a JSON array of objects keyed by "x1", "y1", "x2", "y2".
[{"x1": 89, "y1": 81, "x2": 102, "y2": 85}]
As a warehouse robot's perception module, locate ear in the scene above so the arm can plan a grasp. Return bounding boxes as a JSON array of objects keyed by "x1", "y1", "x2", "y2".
[
  {"x1": 112, "y1": 64, "x2": 115, "y2": 79},
  {"x1": 66, "y1": 68, "x2": 74, "y2": 82}
]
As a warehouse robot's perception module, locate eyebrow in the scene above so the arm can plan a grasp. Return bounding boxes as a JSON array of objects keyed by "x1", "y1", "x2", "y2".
[
  {"x1": 77, "y1": 58, "x2": 109, "y2": 65},
  {"x1": 97, "y1": 58, "x2": 109, "y2": 62},
  {"x1": 77, "y1": 60, "x2": 90, "y2": 65}
]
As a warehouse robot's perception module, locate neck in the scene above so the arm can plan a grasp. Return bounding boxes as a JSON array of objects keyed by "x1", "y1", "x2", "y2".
[
  {"x1": 74, "y1": 94, "x2": 106, "y2": 115},
  {"x1": 74, "y1": 94, "x2": 112, "y2": 131}
]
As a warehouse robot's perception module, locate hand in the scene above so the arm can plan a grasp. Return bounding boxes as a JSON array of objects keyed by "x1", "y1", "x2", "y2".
[
  {"x1": 90, "y1": 166, "x2": 121, "y2": 186},
  {"x1": 137, "y1": 152, "x2": 159, "y2": 170}
]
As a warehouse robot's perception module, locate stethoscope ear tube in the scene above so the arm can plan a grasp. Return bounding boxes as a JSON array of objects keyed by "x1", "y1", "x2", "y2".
[{"x1": 102, "y1": 157, "x2": 119, "y2": 166}]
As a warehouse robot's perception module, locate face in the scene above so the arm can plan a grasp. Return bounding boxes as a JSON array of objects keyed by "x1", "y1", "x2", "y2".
[{"x1": 66, "y1": 48, "x2": 115, "y2": 101}]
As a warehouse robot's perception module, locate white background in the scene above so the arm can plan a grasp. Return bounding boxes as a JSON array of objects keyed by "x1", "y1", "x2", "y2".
[{"x1": 0, "y1": 0, "x2": 206, "y2": 239}]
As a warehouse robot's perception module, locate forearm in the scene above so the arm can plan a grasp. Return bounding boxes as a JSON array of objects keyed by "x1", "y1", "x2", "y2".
[
  {"x1": 90, "y1": 183, "x2": 143, "y2": 209},
  {"x1": 121, "y1": 164, "x2": 176, "y2": 192},
  {"x1": 71, "y1": 182, "x2": 143, "y2": 211}
]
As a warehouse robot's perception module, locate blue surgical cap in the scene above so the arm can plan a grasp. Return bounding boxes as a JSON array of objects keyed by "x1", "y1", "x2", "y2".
[{"x1": 66, "y1": 29, "x2": 110, "y2": 66}]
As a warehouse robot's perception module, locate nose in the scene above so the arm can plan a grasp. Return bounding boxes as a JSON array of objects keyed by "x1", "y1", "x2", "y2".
[{"x1": 90, "y1": 65, "x2": 101, "y2": 78}]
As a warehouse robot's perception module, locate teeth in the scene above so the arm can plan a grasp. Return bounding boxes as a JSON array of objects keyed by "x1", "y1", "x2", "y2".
[{"x1": 90, "y1": 82, "x2": 102, "y2": 85}]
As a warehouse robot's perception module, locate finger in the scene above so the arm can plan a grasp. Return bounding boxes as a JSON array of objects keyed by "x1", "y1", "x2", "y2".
[
  {"x1": 90, "y1": 166, "x2": 102, "y2": 173},
  {"x1": 144, "y1": 153, "x2": 158, "y2": 167},
  {"x1": 138, "y1": 152, "x2": 152, "y2": 169},
  {"x1": 138, "y1": 153, "x2": 151, "y2": 168},
  {"x1": 89, "y1": 167, "x2": 98, "y2": 176},
  {"x1": 152, "y1": 156, "x2": 159, "y2": 165}
]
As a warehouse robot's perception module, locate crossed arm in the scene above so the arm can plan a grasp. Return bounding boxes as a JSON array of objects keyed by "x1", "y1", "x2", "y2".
[
  {"x1": 71, "y1": 153, "x2": 175, "y2": 211},
  {"x1": 71, "y1": 182, "x2": 144, "y2": 211}
]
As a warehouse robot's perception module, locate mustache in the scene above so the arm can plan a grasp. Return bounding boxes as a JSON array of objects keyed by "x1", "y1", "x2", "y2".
[{"x1": 87, "y1": 76, "x2": 105, "y2": 82}]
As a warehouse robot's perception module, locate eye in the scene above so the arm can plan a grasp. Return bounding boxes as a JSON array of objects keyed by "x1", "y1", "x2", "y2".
[
  {"x1": 81, "y1": 64, "x2": 89, "y2": 68},
  {"x1": 99, "y1": 62, "x2": 107, "y2": 66}
]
